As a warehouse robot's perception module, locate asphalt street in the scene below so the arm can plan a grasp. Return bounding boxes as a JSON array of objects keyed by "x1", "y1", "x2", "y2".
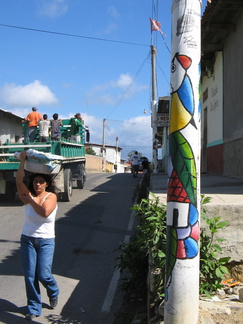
[{"x1": 0, "y1": 172, "x2": 140, "y2": 324}]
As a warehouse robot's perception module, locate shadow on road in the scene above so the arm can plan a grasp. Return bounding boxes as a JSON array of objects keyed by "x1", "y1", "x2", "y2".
[{"x1": 0, "y1": 173, "x2": 140, "y2": 324}]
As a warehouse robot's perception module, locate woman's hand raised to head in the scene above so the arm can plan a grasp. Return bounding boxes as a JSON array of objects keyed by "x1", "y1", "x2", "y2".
[{"x1": 20, "y1": 151, "x2": 27, "y2": 162}]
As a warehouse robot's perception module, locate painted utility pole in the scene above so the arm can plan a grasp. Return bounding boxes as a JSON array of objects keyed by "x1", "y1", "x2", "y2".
[
  {"x1": 151, "y1": 45, "x2": 158, "y2": 173},
  {"x1": 164, "y1": 0, "x2": 201, "y2": 323}
]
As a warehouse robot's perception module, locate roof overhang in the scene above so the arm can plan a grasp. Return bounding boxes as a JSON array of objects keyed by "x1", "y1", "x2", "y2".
[{"x1": 201, "y1": 0, "x2": 243, "y2": 72}]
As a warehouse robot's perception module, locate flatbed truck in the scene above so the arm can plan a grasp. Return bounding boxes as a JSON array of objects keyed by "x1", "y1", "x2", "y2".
[{"x1": 0, "y1": 119, "x2": 89, "y2": 202}]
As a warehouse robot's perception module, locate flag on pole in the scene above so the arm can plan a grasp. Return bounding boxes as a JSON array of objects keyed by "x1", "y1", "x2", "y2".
[
  {"x1": 149, "y1": 18, "x2": 167, "y2": 36},
  {"x1": 150, "y1": 17, "x2": 161, "y2": 31}
]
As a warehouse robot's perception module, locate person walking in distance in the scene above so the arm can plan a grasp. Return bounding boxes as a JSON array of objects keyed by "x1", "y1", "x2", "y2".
[
  {"x1": 38, "y1": 114, "x2": 50, "y2": 142},
  {"x1": 142, "y1": 157, "x2": 150, "y2": 175},
  {"x1": 16, "y1": 151, "x2": 60, "y2": 321},
  {"x1": 50, "y1": 113, "x2": 62, "y2": 141},
  {"x1": 132, "y1": 151, "x2": 139, "y2": 178},
  {"x1": 22, "y1": 107, "x2": 42, "y2": 143}
]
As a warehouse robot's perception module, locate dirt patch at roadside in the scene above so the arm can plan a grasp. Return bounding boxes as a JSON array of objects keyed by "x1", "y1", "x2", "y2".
[
  {"x1": 199, "y1": 298, "x2": 243, "y2": 324},
  {"x1": 114, "y1": 294, "x2": 243, "y2": 324}
]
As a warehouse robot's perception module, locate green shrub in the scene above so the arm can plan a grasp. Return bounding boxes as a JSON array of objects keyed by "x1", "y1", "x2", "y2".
[
  {"x1": 116, "y1": 193, "x2": 231, "y2": 305},
  {"x1": 200, "y1": 195, "x2": 230, "y2": 297}
]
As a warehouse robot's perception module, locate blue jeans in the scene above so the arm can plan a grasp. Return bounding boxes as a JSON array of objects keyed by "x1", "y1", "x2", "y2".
[
  {"x1": 21, "y1": 235, "x2": 59, "y2": 316},
  {"x1": 25, "y1": 126, "x2": 37, "y2": 142}
]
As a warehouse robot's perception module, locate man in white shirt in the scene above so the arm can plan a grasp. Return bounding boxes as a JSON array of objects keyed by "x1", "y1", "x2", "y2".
[
  {"x1": 38, "y1": 114, "x2": 50, "y2": 142},
  {"x1": 132, "y1": 151, "x2": 139, "y2": 178}
]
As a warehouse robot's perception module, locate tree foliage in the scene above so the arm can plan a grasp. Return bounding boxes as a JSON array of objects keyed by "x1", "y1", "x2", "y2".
[{"x1": 85, "y1": 147, "x2": 96, "y2": 155}]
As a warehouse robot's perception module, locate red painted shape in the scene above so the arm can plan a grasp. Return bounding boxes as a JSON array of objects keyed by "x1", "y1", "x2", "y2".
[
  {"x1": 177, "y1": 54, "x2": 192, "y2": 70},
  {"x1": 190, "y1": 222, "x2": 199, "y2": 241},
  {"x1": 167, "y1": 169, "x2": 190, "y2": 203},
  {"x1": 176, "y1": 240, "x2": 186, "y2": 258}
]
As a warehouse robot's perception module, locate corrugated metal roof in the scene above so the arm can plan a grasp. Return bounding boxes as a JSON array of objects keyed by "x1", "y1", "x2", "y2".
[{"x1": 0, "y1": 108, "x2": 23, "y2": 120}]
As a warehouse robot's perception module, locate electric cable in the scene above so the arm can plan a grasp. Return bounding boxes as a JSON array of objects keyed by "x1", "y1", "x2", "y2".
[
  {"x1": 105, "y1": 50, "x2": 151, "y2": 119},
  {"x1": 0, "y1": 23, "x2": 149, "y2": 48}
]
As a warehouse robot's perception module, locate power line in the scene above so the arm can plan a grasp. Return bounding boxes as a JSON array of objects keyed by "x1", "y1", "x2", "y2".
[
  {"x1": 106, "y1": 119, "x2": 151, "y2": 128},
  {"x1": 159, "y1": 32, "x2": 171, "y2": 54},
  {"x1": 157, "y1": 60, "x2": 170, "y2": 86},
  {"x1": 105, "y1": 50, "x2": 151, "y2": 119},
  {"x1": 0, "y1": 23, "x2": 149, "y2": 48},
  {"x1": 121, "y1": 145, "x2": 152, "y2": 148}
]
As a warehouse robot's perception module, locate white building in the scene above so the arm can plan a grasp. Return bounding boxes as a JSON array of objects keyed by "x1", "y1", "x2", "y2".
[
  {"x1": 85, "y1": 143, "x2": 124, "y2": 173},
  {"x1": 201, "y1": 0, "x2": 243, "y2": 178},
  {"x1": 0, "y1": 108, "x2": 23, "y2": 144}
]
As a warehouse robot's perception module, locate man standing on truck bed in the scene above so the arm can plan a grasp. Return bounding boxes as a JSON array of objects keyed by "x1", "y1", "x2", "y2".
[
  {"x1": 70, "y1": 113, "x2": 83, "y2": 142},
  {"x1": 50, "y1": 113, "x2": 62, "y2": 141},
  {"x1": 22, "y1": 107, "x2": 42, "y2": 143},
  {"x1": 39, "y1": 114, "x2": 50, "y2": 142}
]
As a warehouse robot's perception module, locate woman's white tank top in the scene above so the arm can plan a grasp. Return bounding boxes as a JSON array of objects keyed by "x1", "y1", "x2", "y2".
[{"x1": 21, "y1": 192, "x2": 58, "y2": 238}]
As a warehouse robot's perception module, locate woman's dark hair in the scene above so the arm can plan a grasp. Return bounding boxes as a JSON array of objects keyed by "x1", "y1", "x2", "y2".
[
  {"x1": 53, "y1": 113, "x2": 58, "y2": 120},
  {"x1": 28, "y1": 173, "x2": 60, "y2": 196}
]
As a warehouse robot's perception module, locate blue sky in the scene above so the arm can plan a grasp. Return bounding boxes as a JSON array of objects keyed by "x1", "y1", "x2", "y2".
[{"x1": 0, "y1": 0, "x2": 208, "y2": 160}]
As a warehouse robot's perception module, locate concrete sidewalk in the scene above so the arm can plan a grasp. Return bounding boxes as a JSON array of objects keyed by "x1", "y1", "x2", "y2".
[
  {"x1": 149, "y1": 172, "x2": 243, "y2": 262},
  {"x1": 150, "y1": 173, "x2": 243, "y2": 205}
]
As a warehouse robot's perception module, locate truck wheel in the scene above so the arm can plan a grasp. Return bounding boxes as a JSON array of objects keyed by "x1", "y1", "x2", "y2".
[
  {"x1": 77, "y1": 164, "x2": 85, "y2": 189},
  {"x1": 77, "y1": 178, "x2": 84, "y2": 189},
  {"x1": 62, "y1": 169, "x2": 73, "y2": 202}
]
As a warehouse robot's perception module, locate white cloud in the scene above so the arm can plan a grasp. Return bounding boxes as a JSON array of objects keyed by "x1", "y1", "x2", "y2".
[
  {"x1": 0, "y1": 80, "x2": 58, "y2": 109},
  {"x1": 106, "y1": 115, "x2": 152, "y2": 159},
  {"x1": 107, "y1": 5, "x2": 121, "y2": 19},
  {"x1": 80, "y1": 113, "x2": 152, "y2": 160},
  {"x1": 111, "y1": 73, "x2": 133, "y2": 89},
  {"x1": 101, "y1": 23, "x2": 118, "y2": 35},
  {"x1": 37, "y1": 0, "x2": 68, "y2": 18},
  {"x1": 62, "y1": 82, "x2": 73, "y2": 88},
  {"x1": 86, "y1": 73, "x2": 148, "y2": 106},
  {"x1": 99, "y1": 5, "x2": 121, "y2": 35}
]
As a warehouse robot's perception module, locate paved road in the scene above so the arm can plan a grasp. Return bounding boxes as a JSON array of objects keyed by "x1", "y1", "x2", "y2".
[{"x1": 0, "y1": 172, "x2": 140, "y2": 324}]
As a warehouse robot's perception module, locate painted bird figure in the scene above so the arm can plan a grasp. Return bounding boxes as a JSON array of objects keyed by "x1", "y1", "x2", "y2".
[{"x1": 170, "y1": 52, "x2": 196, "y2": 134}]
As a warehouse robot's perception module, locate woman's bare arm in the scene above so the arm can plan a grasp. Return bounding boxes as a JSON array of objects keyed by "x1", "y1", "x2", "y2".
[
  {"x1": 16, "y1": 151, "x2": 30, "y2": 200},
  {"x1": 20, "y1": 193, "x2": 57, "y2": 217}
]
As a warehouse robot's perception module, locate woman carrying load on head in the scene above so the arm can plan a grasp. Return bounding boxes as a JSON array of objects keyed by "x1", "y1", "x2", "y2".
[{"x1": 16, "y1": 150, "x2": 60, "y2": 321}]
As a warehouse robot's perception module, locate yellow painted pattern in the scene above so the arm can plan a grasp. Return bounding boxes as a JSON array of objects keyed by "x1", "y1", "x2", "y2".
[{"x1": 170, "y1": 92, "x2": 191, "y2": 134}]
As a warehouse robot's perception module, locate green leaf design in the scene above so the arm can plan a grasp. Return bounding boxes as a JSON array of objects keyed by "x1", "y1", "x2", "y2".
[{"x1": 170, "y1": 131, "x2": 197, "y2": 204}]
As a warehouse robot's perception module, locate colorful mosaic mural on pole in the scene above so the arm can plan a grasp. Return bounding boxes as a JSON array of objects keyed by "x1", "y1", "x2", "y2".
[{"x1": 164, "y1": 0, "x2": 201, "y2": 323}]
